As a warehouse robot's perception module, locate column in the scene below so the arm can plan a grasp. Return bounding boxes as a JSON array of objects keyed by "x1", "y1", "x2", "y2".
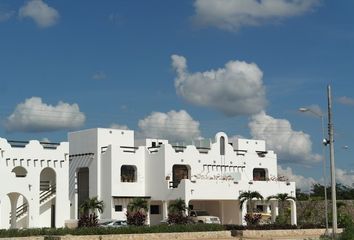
[
  {"x1": 289, "y1": 199, "x2": 297, "y2": 225},
  {"x1": 240, "y1": 200, "x2": 247, "y2": 225},
  {"x1": 162, "y1": 201, "x2": 169, "y2": 220}
]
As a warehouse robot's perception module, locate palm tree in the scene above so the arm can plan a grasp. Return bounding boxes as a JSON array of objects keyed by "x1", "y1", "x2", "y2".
[
  {"x1": 168, "y1": 198, "x2": 188, "y2": 215},
  {"x1": 267, "y1": 193, "x2": 295, "y2": 221},
  {"x1": 78, "y1": 196, "x2": 104, "y2": 227},
  {"x1": 127, "y1": 197, "x2": 148, "y2": 213},
  {"x1": 238, "y1": 191, "x2": 264, "y2": 216},
  {"x1": 80, "y1": 196, "x2": 104, "y2": 216}
]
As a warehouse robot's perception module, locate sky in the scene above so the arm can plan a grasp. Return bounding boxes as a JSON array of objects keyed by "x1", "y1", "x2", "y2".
[{"x1": 1, "y1": 0, "x2": 354, "y2": 191}]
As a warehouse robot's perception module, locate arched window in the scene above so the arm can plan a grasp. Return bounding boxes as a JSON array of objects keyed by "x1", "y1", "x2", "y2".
[
  {"x1": 121, "y1": 165, "x2": 137, "y2": 182},
  {"x1": 12, "y1": 166, "x2": 27, "y2": 177},
  {"x1": 253, "y1": 168, "x2": 267, "y2": 181},
  {"x1": 172, "y1": 164, "x2": 190, "y2": 188},
  {"x1": 220, "y1": 136, "x2": 225, "y2": 155}
]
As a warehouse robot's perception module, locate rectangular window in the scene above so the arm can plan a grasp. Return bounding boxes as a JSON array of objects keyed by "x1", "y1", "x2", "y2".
[
  {"x1": 150, "y1": 205, "x2": 160, "y2": 214},
  {"x1": 115, "y1": 205, "x2": 123, "y2": 212}
]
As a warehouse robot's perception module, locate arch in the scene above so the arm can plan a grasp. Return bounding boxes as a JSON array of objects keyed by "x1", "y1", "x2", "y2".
[
  {"x1": 40, "y1": 167, "x2": 56, "y2": 191},
  {"x1": 39, "y1": 167, "x2": 56, "y2": 228},
  {"x1": 220, "y1": 136, "x2": 225, "y2": 155},
  {"x1": 7, "y1": 192, "x2": 29, "y2": 229},
  {"x1": 11, "y1": 166, "x2": 27, "y2": 178},
  {"x1": 172, "y1": 164, "x2": 191, "y2": 188},
  {"x1": 121, "y1": 165, "x2": 137, "y2": 182}
]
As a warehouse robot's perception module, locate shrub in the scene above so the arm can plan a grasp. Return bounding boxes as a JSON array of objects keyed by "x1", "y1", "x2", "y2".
[
  {"x1": 126, "y1": 210, "x2": 147, "y2": 226},
  {"x1": 78, "y1": 213, "x2": 98, "y2": 228},
  {"x1": 244, "y1": 213, "x2": 262, "y2": 225},
  {"x1": 167, "y1": 213, "x2": 192, "y2": 225}
]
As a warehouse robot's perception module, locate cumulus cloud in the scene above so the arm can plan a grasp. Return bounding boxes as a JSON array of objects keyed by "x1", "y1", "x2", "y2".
[
  {"x1": 110, "y1": 123, "x2": 129, "y2": 130},
  {"x1": 5, "y1": 97, "x2": 85, "y2": 132},
  {"x1": 337, "y1": 96, "x2": 354, "y2": 106},
  {"x1": 171, "y1": 54, "x2": 266, "y2": 116},
  {"x1": 336, "y1": 168, "x2": 354, "y2": 187},
  {"x1": 138, "y1": 110, "x2": 201, "y2": 142},
  {"x1": 19, "y1": 0, "x2": 59, "y2": 28},
  {"x1": 249, "y1": 111, "x2": 321, "y2": 164},
  {"x1": 278, "y1": 166, "x2": 316, "y2": 191},
  {"x1": 92, "y1": 71, "x2": 107, "y2": 80},
  {"x1": 193, "y1": 0, "x2": 319, "y2": 31}
]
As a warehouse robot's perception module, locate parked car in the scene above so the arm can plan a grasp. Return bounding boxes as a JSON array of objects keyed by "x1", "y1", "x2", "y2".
[
  {"x1": 189, "y1": 210, "x2": 221, "y2": 224},
  {"x1": 100, "y1": 220, "x2": 128, "y2": 228}
]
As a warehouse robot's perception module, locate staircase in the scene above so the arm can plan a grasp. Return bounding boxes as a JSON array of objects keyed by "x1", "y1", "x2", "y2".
[{"x1": 9, "y1": 184, "x2": 56, "y2": 222}]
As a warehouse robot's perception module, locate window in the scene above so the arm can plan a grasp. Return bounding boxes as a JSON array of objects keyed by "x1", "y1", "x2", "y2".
[
  {"x1": 115, "y1": 205, "x2": 123, "y2": 212},
  {"x1": 256, "y1": 205, "x2": 264, "y2": 212},
  {"x1": 172, "y1": 165, "x2": 190, "y2": 188},
  {"x1": 150, "y1": 205, "x2": 160, "y2": 214},
  {"x1": 220, "y1": 136, "x2": 225, "y2": 155},
  {"x1": 12, "y1": 166, "x2": 27, "y2": 177},
  {"x1": 121, "y1": 165, "x2": 137, "y2": 182},
  {"x1": 253, "y1": 168, "x2": 267, "y2": 181}
]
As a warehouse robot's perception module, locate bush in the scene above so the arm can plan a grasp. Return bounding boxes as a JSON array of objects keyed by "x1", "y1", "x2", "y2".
[
  {"x1": 244, "y1": 213, "x2": 262, "y2": 225},
  {"x1": 167, "y1": 213, "x2": 192, "y2": 225},
  {"x1": 126, "y1": 210, "x2": 147, "y2": 226},
  {"x1": 78, "y1": 214, "x2": 98, "y2": 228}
]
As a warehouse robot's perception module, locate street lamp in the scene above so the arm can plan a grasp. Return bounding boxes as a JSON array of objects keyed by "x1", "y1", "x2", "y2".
[{"x1": 299, "y1": 107, "x2": 329, "y2": 234}]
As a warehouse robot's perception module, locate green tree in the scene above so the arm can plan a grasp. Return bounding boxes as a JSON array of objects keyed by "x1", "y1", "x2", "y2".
[
  {"x1": 267, "y1": 193, "x2": 295, "y2": 224},
  {"x1": 167, "y1": 198, "x2": 190, "y2": 225},
  {"x1": 127, "y1": 197, "x2": 148, "y2": 213},
  {"x1": 238, "y1": 191, "x2": 264, "y2": 216},
  {"x1": 168, "y1": 198, "x2": 188, "y2": 214},
  {"x1": 126, "y1": 198, "x2": 148, "y2": 226},
  {"x1": 78, "y1": 196, "x2": 104, "y2": 227}
]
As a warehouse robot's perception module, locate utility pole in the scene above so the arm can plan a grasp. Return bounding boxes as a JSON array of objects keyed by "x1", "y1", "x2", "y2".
[{"x1": 327, "y1": 85, "x2": 337, "y2": 239}]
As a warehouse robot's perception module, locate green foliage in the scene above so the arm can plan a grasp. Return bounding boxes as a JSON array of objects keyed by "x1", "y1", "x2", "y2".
[
  {"x1": 238, "y1": 191, "x2": 263, "y2": 216},
  {"x1": 126, "y1": 211, "x2": 147, "y2": 226},
  {"x1": 244, "y1": 213, "x2": 262, "y2": 225},
  {"x1": 126, "y1": 197, "x2": 148, "y2": 226},
  {"x1": 168, "y1": 198, "x2": 188, "y2": 214},
  {"x1": 0, "y1": 224, "x2": 224, "y2": 238},
  {"x1": 127, "y1": 197, "x2": 148, "y2": 213},
  {"x1": 78, "y1": 196, "x2": 104, "y2": 228}
]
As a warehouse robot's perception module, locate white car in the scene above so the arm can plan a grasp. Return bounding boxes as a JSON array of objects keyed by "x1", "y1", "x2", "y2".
[
  {"x1": 100, "y1": 220, "x2": 128, "y2": 228},
  {"x1": 189, "y1": 210, "x2": 221, "y2": 224}
]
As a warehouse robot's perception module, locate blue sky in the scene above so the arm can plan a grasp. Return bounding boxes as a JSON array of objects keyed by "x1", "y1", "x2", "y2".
[{"x1": 1, "y1": 0, "x2": 354, "y2": 190}]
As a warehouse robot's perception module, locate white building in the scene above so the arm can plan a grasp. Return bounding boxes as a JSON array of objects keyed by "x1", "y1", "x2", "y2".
[
  {"x1": 69, "y1": 128, "x2": 297, "y2": 226},
  {"x1": 0, "y1": 138, "x2": 69, "y2": 229}
]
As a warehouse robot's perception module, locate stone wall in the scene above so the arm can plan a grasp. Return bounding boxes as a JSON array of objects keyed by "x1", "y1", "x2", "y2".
[{"x1": 297, "y1": 200, "x2": 354, "y2": 225}]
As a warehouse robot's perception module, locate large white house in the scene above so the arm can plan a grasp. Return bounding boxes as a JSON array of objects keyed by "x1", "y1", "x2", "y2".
[
  {"x1": 68, "y1": 128, "x2": 297, "y2": 226},
  {"x1": 0, "y1": 127, "x2": 296, "y2": 229}
]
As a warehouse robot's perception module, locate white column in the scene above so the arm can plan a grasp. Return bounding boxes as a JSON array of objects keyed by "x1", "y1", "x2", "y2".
[
  {"x1": 8, "y1": 194, "x2": 19, "y2": 229},
  {"x1": 162, "y1": 201, "x2": 169, "y2": 220},
  {"x1": 289, "y1": 199, "x2": 297, "y2": 225},
  {"x1": 240, "y1": 200, "x2": 247, "y2": 225}
]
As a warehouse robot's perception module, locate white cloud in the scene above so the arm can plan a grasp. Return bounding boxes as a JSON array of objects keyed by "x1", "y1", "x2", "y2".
[
  {"x1": 193, "y1": 0, "x2": 319, "y2": 31},
  {"x1": 171, "y1": 54, "x2": 266, "y2": 116},
  {"x1": 19, "y1": 0, "x2": 59, "y2": 28},
  {"x1": 278, "y1": 166, "x2": 316, "y2": 192},
  {"x1": 110, "y1": 123, "x2": 129, "y2": 130},
  {"x1": 5, "y1": 97, "x2": 85, "y2": 132},
  {"x1": 336, "y1": 168, "x2": 354, "y2": 187},
  {"x1": 92, "y1": 71, "x2": 107, "y2": 80},
  {"x1": 138, "y1": 110, "x2": 201, "y2": 142},
  {"x1": 249, "y1": 111, "x2": 321, "y2": 164},
  {"x1": 337, "y1": 96, "x2": 354, "y2": 106},
  {"x1": 0, "y1": 10, "x2": 14, "y2": 22}
]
